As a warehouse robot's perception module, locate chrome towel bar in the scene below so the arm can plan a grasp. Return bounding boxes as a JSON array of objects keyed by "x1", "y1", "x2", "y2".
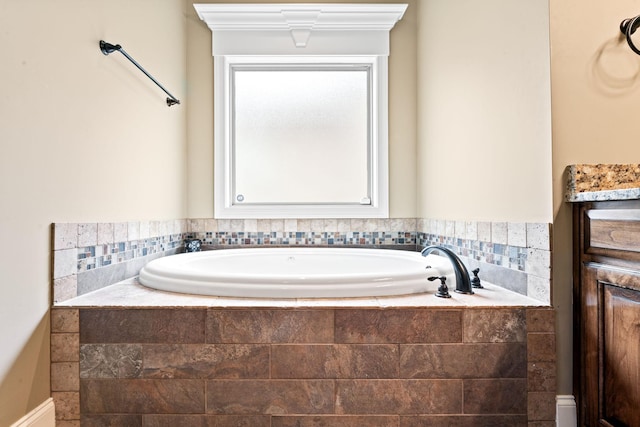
[{"x1": 99, "y1": 40, "x2": 180, "y2": 107}]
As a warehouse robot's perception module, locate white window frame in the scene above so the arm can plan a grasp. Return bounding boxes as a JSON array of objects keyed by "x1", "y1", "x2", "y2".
[{"x1": 194, "y1": 3, "x2": 407, "y2": 218}]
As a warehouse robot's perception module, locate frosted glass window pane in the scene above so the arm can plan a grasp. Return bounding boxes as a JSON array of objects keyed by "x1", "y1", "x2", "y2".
[{"x1": 233, "y1": 68, "x2": 369, "y2": 204}]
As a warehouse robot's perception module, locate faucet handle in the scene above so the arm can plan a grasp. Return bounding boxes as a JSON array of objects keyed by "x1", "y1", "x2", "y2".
[
  {"x1": 428, "y1": 276, "x2": 452, "y2": 298},
  {"x1": 471, "y1": 268, "x2": 483, "y2": 289}
]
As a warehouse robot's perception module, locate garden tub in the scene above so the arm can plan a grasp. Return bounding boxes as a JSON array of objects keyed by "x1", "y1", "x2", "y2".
[{"x1": 138, "y1": 247, "x2": 450, "y2": 298}]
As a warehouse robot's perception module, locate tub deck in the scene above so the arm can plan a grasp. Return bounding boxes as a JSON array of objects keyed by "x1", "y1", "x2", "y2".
[{"x1": 54, "y1": 277, "x2": 546, "y2": 308}]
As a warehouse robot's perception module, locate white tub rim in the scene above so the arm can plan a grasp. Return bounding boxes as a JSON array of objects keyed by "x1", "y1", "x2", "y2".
[{"x1": 139, "y1": 247, "x2": 447, "y2": 299}]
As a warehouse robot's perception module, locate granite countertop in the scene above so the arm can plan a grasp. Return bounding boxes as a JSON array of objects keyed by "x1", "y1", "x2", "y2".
[{"x1": 566, "y1": 164, "x2": 640, "y2": 202}]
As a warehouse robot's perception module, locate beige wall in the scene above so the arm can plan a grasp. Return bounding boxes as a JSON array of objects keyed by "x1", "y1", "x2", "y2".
[
  {"x1": 416, "y1": 0, "x2": 552, "y2": 223},
  {"x1": 0, "y1": 0, "x2": 187, "y2": 424},
  {"x1": 185, "y1": 0, "x2": 418, "y2": 218},
  {"x1": 550, "y1": 0, "x2": 640, "y2": 395}
]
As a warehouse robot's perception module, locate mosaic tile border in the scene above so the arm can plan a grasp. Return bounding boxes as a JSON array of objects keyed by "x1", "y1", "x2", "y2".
[
  {"x1": 419, "y1": 233, "x2": 528, "y2": 271},
  {"x1": 188, "y1": 231, "x2": 416, "y2": 247},
  {"x1": 52, "y1": 218, "x2": 551, "y2": 305},
  {"x1": 187, "y1": 219, "x2": 418, "y2": 247},
  {"x1": 76, "y1": 235, "x2": 184, "y2": 272}
]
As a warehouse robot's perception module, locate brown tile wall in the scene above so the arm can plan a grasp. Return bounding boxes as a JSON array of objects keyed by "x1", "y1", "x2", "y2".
[{"x1": 51, "y1": 306, "x2": 556, "y2": 426}]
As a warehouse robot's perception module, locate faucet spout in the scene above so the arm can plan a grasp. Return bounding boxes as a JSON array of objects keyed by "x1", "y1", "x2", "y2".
[{"x1": 421, "y1": 245, "x2": 474, "y2": 294}]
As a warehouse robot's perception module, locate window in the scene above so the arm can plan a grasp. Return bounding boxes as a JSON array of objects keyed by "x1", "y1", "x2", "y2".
[{"x1": 194, "y1": 3, "x2": 407, "y2": 218}]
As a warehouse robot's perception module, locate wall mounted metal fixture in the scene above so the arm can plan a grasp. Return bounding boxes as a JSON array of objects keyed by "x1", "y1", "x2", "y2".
[
  {"x1": 620, "y1": 16, "x2": 640, "y2": 55},
  {"x1": 99, "y1": 40, "x2": 180, "y2": 107}
]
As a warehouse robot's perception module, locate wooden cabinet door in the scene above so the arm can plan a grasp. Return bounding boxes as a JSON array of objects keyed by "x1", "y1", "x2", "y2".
[{"x1": 581, "y1": 264, "x2": 640, "y2": 427}]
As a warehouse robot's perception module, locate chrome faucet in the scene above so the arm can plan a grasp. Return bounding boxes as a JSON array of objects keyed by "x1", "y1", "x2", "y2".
[{"x1": 421, "y1": 245, "x2": 474, "y2": 294}]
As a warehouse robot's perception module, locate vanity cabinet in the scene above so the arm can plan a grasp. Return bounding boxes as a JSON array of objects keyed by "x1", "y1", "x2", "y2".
[{"x1": 574, "y1": 200, "x2": 640, "y2": 426}]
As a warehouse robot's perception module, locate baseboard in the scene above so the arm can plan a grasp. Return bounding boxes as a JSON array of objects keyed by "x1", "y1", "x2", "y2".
[
  {"x1": 9, "y1": 398, "x2": 55, "y2": 427},
  {"x1": 556, "y1": 395, "x2": 577, "y2": 427}
]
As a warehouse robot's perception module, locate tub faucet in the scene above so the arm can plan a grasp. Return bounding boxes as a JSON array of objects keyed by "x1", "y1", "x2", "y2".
[{"x1": 421, "y1": 245, "x2": 474, "y2": 295}]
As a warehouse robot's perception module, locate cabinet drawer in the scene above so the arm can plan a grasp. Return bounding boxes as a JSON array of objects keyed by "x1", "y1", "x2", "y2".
[{"x1": 586, "y1": 209, "x2": 640, "y2": 256}]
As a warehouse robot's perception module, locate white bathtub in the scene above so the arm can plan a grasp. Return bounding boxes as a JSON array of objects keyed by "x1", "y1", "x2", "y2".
[{"x1": 138, "y1": 248, "x2": 451, "y2": 298}]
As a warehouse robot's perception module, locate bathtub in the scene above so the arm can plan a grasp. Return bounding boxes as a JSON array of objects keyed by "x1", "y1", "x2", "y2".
[{"x1": 138, "y1": 248, "x2": 452, "y2": 298}]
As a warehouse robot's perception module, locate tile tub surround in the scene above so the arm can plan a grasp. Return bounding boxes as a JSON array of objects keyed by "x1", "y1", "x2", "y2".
[
  {"x1": 52, "y1": 218, "x2": 552, "y2": 304},
  {"x1": 52, "y1": 221, "x2": 188, "y2": 303},
  {"x1": 418, "y1": 219, "x2": 552, "y2": 304},
  {"x1": 566, "y1": 163, "x2": 640, "y2": 202},
  {"x1": 51, "y1": 306, "x2": 556, "y2": 426},
  {"x1": 189, "y1": 218, "x2": 552, "y2": 302},
  {"x1": 52, "y1": 218, "x2": 420, "y2": 304},
  {"x1": 186, "y1": 218, "x2": 419, "y2": 248}
]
